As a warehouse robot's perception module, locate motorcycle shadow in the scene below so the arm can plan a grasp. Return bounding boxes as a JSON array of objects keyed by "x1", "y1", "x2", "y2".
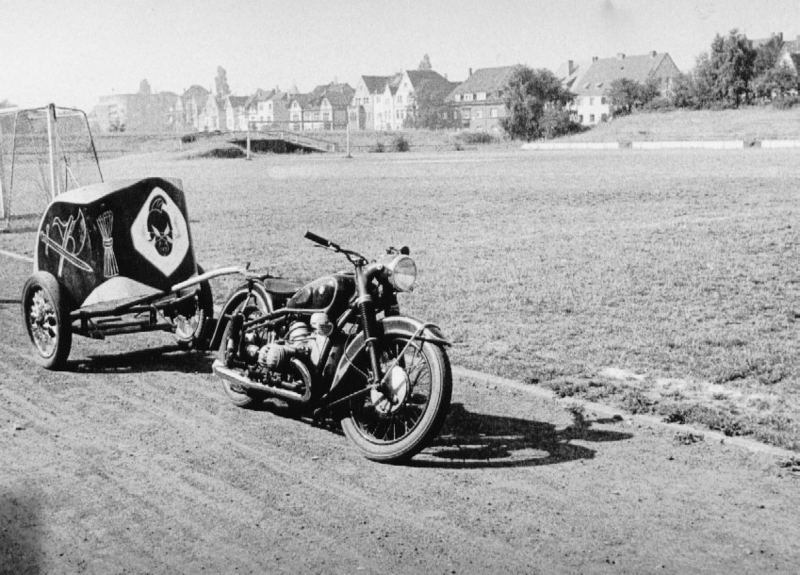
[
  {"x1": 412, "y1": 403, "x2": 633, "y2": 469},
  {"x1": 70, "y1": 345, "x2": 214, "y2": 374}
]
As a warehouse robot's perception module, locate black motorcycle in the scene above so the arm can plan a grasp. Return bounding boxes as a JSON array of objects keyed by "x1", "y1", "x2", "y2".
[{"x1": 211, "y1": 232, "x2": 452, "y2": 463}]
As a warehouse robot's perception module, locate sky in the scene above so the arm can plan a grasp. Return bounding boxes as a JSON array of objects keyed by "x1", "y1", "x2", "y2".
[{"x1": 1, "y1": 0, "x2": 799, "y2": 111}]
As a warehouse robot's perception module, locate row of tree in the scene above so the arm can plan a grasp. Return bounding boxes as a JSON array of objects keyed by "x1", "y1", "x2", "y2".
[{"x1": 501, "y1": 29, "x2": 800, "y2": 141}]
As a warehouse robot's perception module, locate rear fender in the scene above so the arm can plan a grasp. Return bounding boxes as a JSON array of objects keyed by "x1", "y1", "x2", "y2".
[
  {"x1": 327, "y1": 315, "x2": 449, "y2": 397},
  {"x1": 209, "y1": 283, "x2": 274, "y2": 350}
]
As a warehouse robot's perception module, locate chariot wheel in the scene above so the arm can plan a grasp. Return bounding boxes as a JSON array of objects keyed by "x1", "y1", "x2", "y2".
[
  {"x1": 22, "y1": 271, "x2": 72, "y2": 370},
  {"x1": 174, "y1": 265, "x2": 215, "y2": 350}
]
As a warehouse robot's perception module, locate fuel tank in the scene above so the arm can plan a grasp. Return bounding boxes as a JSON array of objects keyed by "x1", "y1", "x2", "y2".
[{"x1": 286, "y1": 273, "x2": 355, "y2": 317}]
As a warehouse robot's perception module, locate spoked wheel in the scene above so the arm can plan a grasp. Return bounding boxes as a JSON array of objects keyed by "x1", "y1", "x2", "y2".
[
  {"x1": 341, "y1": 335, "x2": 452, "y2": 463},
  {"x1": 217, "y1": 283, "x2": 272, "y2": 408},
  {"x1": 174, "y1": 265, "x2": 214, "y2": 350},
  {"x1": 22, "y1": 271, "x2": 72, "y2": 370}
]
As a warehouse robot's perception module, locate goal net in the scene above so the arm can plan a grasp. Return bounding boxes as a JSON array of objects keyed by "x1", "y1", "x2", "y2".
[{"x1": 0, "y1": 105, "x2": 103, "y2": 230}]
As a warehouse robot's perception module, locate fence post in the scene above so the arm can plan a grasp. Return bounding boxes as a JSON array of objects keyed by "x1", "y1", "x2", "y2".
[{"x1": 246, "y1": 125, "x2": 251, "y2": 160}]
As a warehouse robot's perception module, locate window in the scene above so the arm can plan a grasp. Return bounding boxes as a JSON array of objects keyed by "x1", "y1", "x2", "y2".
[
  {"x1": 476, "y1": 92, "x2": 487, "y2": 101},
  {"x1": 464, "y1": 93, "x2": 473, "y2": 101},
  {"x1": 474, "y1": 108, "x2": 483, "y2": 119},
  {"x1": 462, "y1": 108, "x2": 471, "y2": 119},
  {"x1": 589, "y1": 97, "x2": 594, "y2": 105},
  {"x1": 601, "y1": 113, "x2": 608, "y2": 122},
  {"x1": 589, "y1": 114, "x2": 595, "y2": 123},
  {"x1": 490, "y1": 107, "x2": 498, "y2": 118},
  {"x1": 601, "y1": 97, "x2": 606, "y2": 105}
]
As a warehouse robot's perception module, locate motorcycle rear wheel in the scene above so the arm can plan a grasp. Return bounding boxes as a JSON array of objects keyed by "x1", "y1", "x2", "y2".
[
  {"x1": 217, "y1": 283, "x2": 272, "y2": 408},
  {"x1": 340, "y1": 335, "x2": 452, "y2": 463}
]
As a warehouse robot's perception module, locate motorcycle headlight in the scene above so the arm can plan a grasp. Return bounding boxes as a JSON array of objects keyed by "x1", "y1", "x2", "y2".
[{"x1": 384, "y1": 255, "x2": 417, "y2": 292}]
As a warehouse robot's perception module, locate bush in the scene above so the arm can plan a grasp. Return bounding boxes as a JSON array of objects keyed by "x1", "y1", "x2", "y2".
[
  {"x1": 642, "y1": 97, "x2": 675, "y2": 112},
  {"x1": 391, "y1": 135, "x2": 410, "y2": 152},
  {"x1": 181, "y1": 133, "x2": 197, "y2": 144},
  {"x1": 773, "y1": 95, "x2": 800, "y2": 109},
  {"x1": 457, "y1": 131, "x2": 496, "y2": 145},
  {"x1": 369, "y1": 141, "x2": 385, "y2": 153}
]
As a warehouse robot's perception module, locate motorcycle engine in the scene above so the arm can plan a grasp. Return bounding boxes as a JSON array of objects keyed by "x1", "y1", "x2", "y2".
[{"x1": 254, "y1": 312, "x2": 333, "y2": 376}]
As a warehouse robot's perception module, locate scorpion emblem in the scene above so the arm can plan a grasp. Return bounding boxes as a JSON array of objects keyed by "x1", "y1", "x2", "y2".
[{"x1": 146, "y1": 196, "x2": 174, "y2": 256}]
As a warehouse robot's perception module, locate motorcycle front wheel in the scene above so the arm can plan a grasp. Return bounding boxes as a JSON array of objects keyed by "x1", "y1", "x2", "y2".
[{"x1": 340, "y1": 335, "x2": 452, "y2": 463}]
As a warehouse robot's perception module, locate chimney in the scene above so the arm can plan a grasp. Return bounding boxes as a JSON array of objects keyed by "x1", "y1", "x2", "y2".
[
  {"x1": 568, "y1": 59, "x2": 575, "y2": 74},
  {"x1": 468, "y1": 67, "x2": 473, "y2": 77},
  {"x1": 650, "y1": 50, "x2": 657, "y2": 58},
  {"x1": 592, "y1": 56, "x2": 598, "y2": 62},
  {"x1": 617, "y1": 52, "x2": 626, "y2": 59}
]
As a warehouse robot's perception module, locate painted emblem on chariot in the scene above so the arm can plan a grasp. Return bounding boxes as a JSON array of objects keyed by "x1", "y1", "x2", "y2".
[
  {"x1": 97, "y1": 210, "x2": 119, "y2": 278},
  {"x1": 131, "y1": 188, "x2": 189, "y2": 277},
  {"x1": 39, "y1": 209, "x2": 93, "y2": 276}
]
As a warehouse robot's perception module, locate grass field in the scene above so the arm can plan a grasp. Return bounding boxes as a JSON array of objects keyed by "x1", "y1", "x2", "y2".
[{"x1": 5, "y1": 145, "x2": 799, "y2": 449}]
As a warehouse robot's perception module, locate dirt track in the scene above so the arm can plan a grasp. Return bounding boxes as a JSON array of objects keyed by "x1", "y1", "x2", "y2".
[{"x1": 1, "y1": 255, "x2": 799, "y2": 574}]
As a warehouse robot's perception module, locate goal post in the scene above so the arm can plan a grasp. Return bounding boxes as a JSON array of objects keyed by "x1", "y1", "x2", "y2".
[{"x1": 0, "y1": 104, "x2": 103, "y2": 230}]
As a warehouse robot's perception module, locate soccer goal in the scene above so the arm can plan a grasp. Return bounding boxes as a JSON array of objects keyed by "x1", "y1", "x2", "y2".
[{"x1": 0, "y1": 104, "x2": 103, "y2": 230}]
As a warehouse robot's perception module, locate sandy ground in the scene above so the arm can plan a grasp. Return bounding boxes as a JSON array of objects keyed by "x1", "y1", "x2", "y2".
[{"x1": 1, "y1": 255, "x2": 799, "y2": 574}]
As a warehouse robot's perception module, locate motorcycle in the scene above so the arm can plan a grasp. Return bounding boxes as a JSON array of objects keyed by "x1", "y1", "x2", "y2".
[{"x1": 211, "y1": 231, "x2": 452, "y2": 463}]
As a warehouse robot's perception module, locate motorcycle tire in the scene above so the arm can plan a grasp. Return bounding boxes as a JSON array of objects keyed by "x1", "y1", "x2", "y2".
[
  {"x1": 340, "y1": 335, "x2": 452, "y2": 463},
  {"x1": 217, "y1": 282, "x2": 272, "y2": 408}
]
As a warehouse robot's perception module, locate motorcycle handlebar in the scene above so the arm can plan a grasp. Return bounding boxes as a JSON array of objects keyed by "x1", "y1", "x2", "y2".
[{"x1": 304, "y1": 231, "x2": 339, "y2": 250}]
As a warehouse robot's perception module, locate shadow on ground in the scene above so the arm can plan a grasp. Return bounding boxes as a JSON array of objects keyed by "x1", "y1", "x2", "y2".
[
  {"x1": 412, "y1": 402, "x2": 633, "y2": 469},
  {"x1": 0, "y1": 491, "x2": 42, "y2": 575},
  {"x1": 69, "y1": 345, "x2": 214, "y2": 374}
]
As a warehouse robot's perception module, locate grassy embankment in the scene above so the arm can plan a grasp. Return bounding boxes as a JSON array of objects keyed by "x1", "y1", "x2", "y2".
[{"x1": 94, "y1": 142, "x2": 800, "y2": 451}]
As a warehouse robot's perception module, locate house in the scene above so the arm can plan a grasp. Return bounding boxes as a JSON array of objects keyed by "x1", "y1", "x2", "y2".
[
  {"x1": 350, "y1": 71, "x2": 455, "y2": 130},
  {"x1": 289, "y1": 83, "x2": 354, "y2": 131},
  {"x1": 447, "y1": 66, "x2": 517, "y2": 131},
  {"x1": 568, "y1": 51, "x2": 681, "y2": 126},
  {"x1": 775, "y1": 34, "x2": 800, "y2": 75},
  {"x1": 198, "y1": 96, "x2": 227, "y2": 131},
  {"x1": 350, "y1": 75, "x2": 397, "y2": 130},
  {"x1": 92, "y1": 82, "x2": 182, "y2": 133},
  {"x1": 245, "y1": 89, "x2": 275, "y2": 129},
  {"x1": 225, "y1": 95, "x2": 249, "y2": 131},
  {"x1": 245, "y1": 89, "x2": 292, "y2": 130},
  {"x1": 181, "y1": 85, "x2": 210, "y2": 132},
  {"x1": 393, "y1": 70, "x2": 459, "y2": 128},
  {"x1": 288, "y1": 94, "x2": 312, "y2": 131}
]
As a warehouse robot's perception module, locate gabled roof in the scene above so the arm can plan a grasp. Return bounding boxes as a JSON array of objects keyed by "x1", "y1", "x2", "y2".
[
  {"x1": 572, "y1": 52, "x2": 679, "y2": 96},
  {"x1": 361, "y1": 75, "x2": 392, "y2": 94},
  {"x1": 227, "y1": 95, "x2": 249, "y2": 108},
  {"x1": 554, "y1": 60, "x2": 592, "y2": 91},
  {"x1": 448, "y1": 66, "x2": 517, "y2": 98},
  {"x1": 245, "y1": 89, "x2": 276, "y2": 109}
]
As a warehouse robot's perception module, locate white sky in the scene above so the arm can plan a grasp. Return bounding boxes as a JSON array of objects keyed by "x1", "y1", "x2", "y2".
[{"x1": 1, "y1": 0, "x2": 799, "y2": 110}]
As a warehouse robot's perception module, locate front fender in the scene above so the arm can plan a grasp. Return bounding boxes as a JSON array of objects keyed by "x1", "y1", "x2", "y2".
[{"x1": 327, "y1": 315, "x2": 450, "y2": 397}]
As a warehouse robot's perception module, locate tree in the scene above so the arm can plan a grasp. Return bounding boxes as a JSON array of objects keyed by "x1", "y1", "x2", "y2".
[
  {"x1": 500, "y1": 65, "x2": 576, "y2": 140},
  {"x1": 752, "y1": 63, "x2": 799, "y2": 100},
  {"x1": 215, "y1": 66, "x2": 230, "y2": 98},
  {"x1": 753, "y1": 33, "x2": 784, "y2": 79},
  {"x1": 606, "y1": 77, "x2": 661, "y2": 116},
  {"x1": 0, "y1": 99, "x2": 14, "y2": 109},
  {"x1": 418, "y1": 54, "x2": 432, "y2": 71},
  {"x1": 694, "y1": 30, "x2": 756, "y2": 107}
]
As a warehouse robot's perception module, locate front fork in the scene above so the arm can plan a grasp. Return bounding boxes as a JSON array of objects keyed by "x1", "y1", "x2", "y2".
[{"x1": 354, "y1": 264, "x2": 384, "y2": 385}]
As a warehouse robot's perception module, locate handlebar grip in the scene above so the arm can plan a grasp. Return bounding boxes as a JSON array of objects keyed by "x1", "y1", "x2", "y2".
[
  {"x1": 304, "y1": 231, "x2": 330, "y2": 246},
  {"x1": 305, "y1": 231, "x2": 341, "y2": 252}
]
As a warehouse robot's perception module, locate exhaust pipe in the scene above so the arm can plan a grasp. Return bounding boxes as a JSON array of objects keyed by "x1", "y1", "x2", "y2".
[{"x1": 212, "y1": 360, "x2": 311, "y2": 404}]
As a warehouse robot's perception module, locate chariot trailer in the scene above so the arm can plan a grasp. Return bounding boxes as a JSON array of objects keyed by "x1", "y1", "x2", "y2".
[{"x1": 13, "y1": 105, "x2": 239, "y2": 369}]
